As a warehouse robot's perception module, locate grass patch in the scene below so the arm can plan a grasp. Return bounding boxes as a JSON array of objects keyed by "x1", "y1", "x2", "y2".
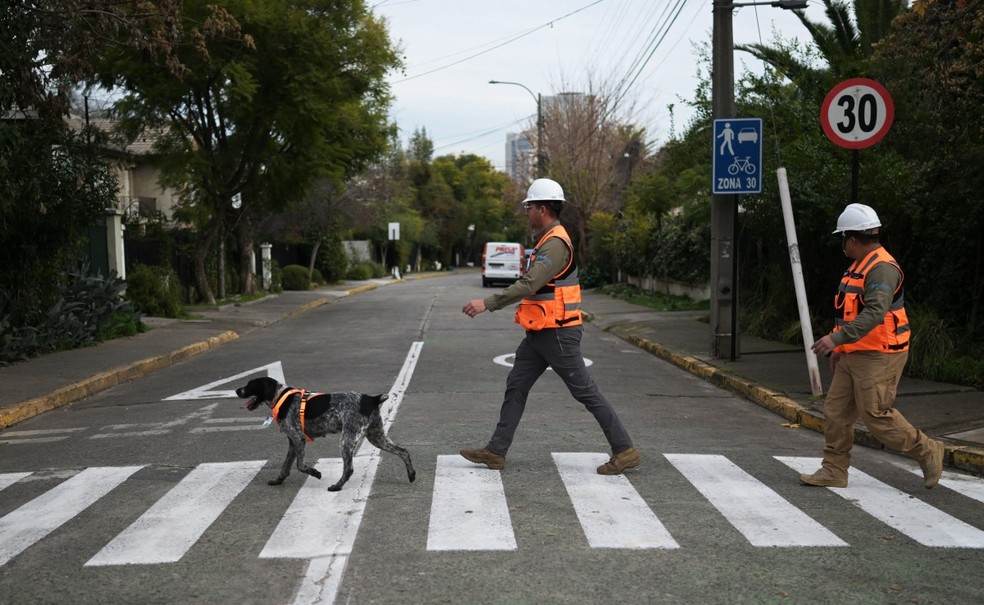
[{"x1": 596, "y1": 283, "x2": 709, "y2": 312}]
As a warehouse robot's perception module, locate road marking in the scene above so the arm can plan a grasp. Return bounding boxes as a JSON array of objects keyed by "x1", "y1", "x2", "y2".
[
  {"x1": 665, "y1": 454, "x2": 846, "y2": 547},
  {"x1": 285, "y1": 341, "x2": 423, "y2": 605},
  {"x1": 554, "y1": 452, "x2": 678, "y2": 549},
  {"x1": 90, "y1": 403, "x2": 218, "y2": 439},
  {"x1": 0, "y1": 472, "x2": 32, "y2": 492},
  {"x1": 85, "y1": 460, "x2": 265, "y2": 566},
  {"x1": 0, "y1": 466, "x2": 143, "y2": 567},
  {"x1": 0, "y1": 427, "x2": 84, "y2": 445},
  {"x1": 776, "y1": 456, "x2": 984, "y2": 548},
  {"x1": 259, "y1": 458, "x2": 372, "y2": 559},
  {"x1": 493, "y1": 353, "x2": 592, "y2": 369},
  {"x1": 427, "y1": 455, "x2": 517, "y2": 551},
  {"x1": 892, "y1": 460, "x2": 984, "y2": 504},
  {"x1": 164, "y1": 361, "x2": 286, "y2": 400}
]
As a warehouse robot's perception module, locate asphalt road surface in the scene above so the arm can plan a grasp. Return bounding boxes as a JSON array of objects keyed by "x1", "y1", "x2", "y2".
[{"x1": 2, "y1": 274, "x2": 983, "y2": 604}]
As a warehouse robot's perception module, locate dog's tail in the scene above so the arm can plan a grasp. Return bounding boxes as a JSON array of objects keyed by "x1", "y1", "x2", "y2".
[{"x1": 359, "y1": 393, "x2": 388, "y2": 416}]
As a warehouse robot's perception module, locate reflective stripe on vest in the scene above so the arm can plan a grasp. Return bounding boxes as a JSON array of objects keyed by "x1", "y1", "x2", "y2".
[
  {"x1": 832, "y1": 246, "x2": 910, "y2": 354},
  {"x1": 514, "y1": 224, "x2": 583, "y2": 330}
]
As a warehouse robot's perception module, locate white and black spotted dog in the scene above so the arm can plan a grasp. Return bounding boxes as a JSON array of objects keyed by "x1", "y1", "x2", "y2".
[{"x1": 236, "y1": 376, "x2": 416, "y2": 491}]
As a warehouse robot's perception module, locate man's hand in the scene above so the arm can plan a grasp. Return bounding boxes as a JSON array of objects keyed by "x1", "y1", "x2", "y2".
[
  {"x1": 811, "y1": 334, "x2": 836, "y2": 357},
  {"x1": 462, "y1": 299, "x2": 487, "y2": 318}
]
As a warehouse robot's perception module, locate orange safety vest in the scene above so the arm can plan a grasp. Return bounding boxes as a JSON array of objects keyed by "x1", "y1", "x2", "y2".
[
  {"x1": 270, "y1": 387, "x2": 320, "y2": 442},
  {"x1": 514, "y1": 224, "x2": 583, "y2": 331},
  {"x1": 832, "y1": 246, "x2": 910, "y2": 354}
]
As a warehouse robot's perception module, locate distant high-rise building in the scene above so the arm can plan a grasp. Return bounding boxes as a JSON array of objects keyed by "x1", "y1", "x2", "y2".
[{"x1": 505, "y1": 132, "x2": 533, "y2": 183}]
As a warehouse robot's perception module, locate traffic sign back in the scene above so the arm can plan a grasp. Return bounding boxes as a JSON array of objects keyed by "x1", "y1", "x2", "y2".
[{"x1": 712, "y1": 118, "x2": 763, "y2": 194}]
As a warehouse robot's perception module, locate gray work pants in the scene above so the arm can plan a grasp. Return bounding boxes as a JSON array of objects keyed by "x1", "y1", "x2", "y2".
[{"x1": 487, "y1": 326, "x2": 633, "y2": 455}]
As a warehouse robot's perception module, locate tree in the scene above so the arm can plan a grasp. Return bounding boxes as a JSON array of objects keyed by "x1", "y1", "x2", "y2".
[
  {"x1": 1, "y1": 1, "x2": 193, "y2": 323},
  {"x1": 536, "y1": 79, "x2": 648, "y2": 265},
  {"x1": 96, "y1": 0, "x2": 400, "y2": 303}
]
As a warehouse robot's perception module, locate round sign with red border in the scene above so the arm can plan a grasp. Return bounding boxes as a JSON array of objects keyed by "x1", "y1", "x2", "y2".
[{"x1": 820, "y1": 78, "x2": 894, "y2": 149}]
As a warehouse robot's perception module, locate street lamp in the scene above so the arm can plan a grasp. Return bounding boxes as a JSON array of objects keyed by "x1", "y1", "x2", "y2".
[
  {"x1": 710, "y1": 0, "x2": 806, "y2": 361},
  {"x1": 489, "y1": 79, "x2": 545, "y2": 178}
]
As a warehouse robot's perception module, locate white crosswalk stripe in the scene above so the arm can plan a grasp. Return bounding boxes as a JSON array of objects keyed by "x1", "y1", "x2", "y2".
[
  {"x1": 0, "y1": 466, "x2": 143, "y2": 567},
  {"x1": 427, "y1": 454, "x2": 517, "y2": 551},
  {"x1": 776, "y1": 456, "x2": 984, "y2": 548},
  {"x1": 3, "y1": 452, "x2": 984, "y2": 572},
  {"x1": 0, "y1": 472, "x2": 32, "y2": 493},
  {"x1": 85, "y1": 460, "x2": 265, "y2": 566},
  {"x1": 260, "y1": 456, "x2": 376, "y2": 559},
  {"x1": 664, "y1": 454, "x2": 847, "y2": 547},
  {"x1": 554, "y1": 452, "x2": 678, "y2": 549}
]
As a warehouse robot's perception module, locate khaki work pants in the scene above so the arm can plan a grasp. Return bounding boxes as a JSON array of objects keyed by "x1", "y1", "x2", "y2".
[{"x1": 821, "y1": 350, "x2": 933, "y2": 478}]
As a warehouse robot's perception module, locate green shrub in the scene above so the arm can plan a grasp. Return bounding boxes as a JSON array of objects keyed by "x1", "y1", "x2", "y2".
[
  {"x1": 125, "y1": 264, "x2": 183, "y2": 318},
  {"x1": 316, "y1": 238, "x2": 349, "y2": 283},
  {"x1": 310, "y1": 267, "x2": 324, "y2": 284},
  {"x1": 281, "y1": 265, "x2": 311, "y2": 290},
  {"x1": 346, "y1": 262, "x2": 375, "y2": 281},
  {"x1": 0, "y1": 268, "x2": 142, "y2": 366}
]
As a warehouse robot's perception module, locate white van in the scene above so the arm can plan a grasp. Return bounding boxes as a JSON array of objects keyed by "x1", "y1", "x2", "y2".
[{"x1": 481, "y1": 242, "x2": 525, "y2": 287}]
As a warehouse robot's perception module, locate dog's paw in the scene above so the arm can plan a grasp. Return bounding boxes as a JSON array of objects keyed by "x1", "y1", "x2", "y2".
[
  {"x1": 268, "y1": 477, "x2": 286, "y2": 486},
  {"x1": 310, "y1": 469, "x2": 322, "y2": 480},
  {"x1": 408, "y1": 470, "x2": 416, "y2": 483},
  {"x1": 326, "y1": 483, "x2": 343, "y2": 492}
]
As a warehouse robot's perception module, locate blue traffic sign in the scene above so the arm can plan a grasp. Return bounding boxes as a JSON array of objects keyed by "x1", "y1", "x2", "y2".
[{"x1": 712, "y1": 118, "x2": 763, "y2": 194}]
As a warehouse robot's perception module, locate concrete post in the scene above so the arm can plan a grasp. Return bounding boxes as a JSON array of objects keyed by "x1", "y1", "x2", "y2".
[
  {"x1": 261, "y1": 243, "x2": 273, "y2": 290},
  {"x1": 104, "y1": 208, "x2": 126, "y2": 280}
]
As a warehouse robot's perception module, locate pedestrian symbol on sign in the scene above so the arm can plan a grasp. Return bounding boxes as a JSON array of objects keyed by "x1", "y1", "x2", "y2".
[{"x1": 712, "y1": 118, "x2": 763, "y2": 195}]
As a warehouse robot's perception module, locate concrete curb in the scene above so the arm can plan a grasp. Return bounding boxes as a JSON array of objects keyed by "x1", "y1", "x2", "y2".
[
  {"x1": 603, "y1": 323, "x2": 984, "y2": 476},
  {"x1": 0, "y1": 330, "x2": 238, "y2": 430}
]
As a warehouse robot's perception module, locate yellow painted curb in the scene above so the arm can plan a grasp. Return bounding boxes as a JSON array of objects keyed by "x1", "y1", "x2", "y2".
[
  {"x1": 345, "y1": 284, "x2": 379, "y2": 296},
  {"x1": 0, "y1": 330, "x2": 238, "y2": 430}
]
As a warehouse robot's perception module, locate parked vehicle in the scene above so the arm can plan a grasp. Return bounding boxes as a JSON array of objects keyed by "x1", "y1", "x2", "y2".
[{"x1": 481, "y1": 242, "x2": 525, "y2": 287}]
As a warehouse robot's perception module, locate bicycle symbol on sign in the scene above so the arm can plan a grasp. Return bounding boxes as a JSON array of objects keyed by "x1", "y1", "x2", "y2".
[{"x1": 728, "y1": 156, "x2": 757, "y2": 176}]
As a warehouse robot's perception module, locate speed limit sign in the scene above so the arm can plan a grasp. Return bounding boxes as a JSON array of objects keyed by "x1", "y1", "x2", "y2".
[{"x1": 820, "y1": 78, "x2": 894, "y2": 149}]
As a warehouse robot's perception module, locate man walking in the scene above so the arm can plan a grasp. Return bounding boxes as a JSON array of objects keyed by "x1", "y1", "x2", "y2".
[
  {"x1": 802, "y1": 203, "x2": 944, "y2": 489},
  {"x1": 460, "y1": 178, "x2": 640, "y2": 475}
]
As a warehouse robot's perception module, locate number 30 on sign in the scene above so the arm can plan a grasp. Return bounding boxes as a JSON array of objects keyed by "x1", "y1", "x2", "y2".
[{"x1": 820, "y1": 78, "x2": 894, "y2": 150}]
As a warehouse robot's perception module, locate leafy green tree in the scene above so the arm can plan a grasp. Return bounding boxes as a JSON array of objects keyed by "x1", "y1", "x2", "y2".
[
  {"x1": 1, "y1": 1, "x2": 189, "y2": 323},
  {"x1": 95, "y1": 0, "x2": 400, "y2": 303}
]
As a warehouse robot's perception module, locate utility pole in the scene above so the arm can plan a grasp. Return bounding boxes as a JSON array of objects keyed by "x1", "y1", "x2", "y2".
[
  {"x1": 711, "y1": 0, "x2": 738, "y2": 360},
  {"x1": 709, "y1": 0, "x2": 808, "y2": 360}
]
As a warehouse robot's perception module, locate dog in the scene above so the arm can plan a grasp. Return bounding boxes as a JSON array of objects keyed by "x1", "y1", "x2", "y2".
[{"x1": 236, "y1": 376, "x2": 415, "y2": 491}]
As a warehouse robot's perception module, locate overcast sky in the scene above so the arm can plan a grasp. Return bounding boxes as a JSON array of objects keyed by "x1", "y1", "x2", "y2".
[{"x1": 373, "y1": 0, "x2": 828, "y2": 171}]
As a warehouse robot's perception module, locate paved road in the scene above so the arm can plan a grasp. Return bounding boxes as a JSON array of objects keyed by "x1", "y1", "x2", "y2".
[{"x1": 1, "y1": 274, "x2": 983, "y2": 604}]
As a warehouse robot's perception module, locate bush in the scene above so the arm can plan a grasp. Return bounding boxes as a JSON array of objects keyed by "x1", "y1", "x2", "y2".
[
  {"x1": 125, "y1": 264, "x2": 183, "y2": 318},
  {"x1": 346, "y1": 262, "x2": 374, "y2": 281},
  {"x1": 316, "y1": 238, "x2": 349, "y2": 283},
  {"x1": 281, "y1": 265, "x2": 311, "y2": 290},
  {"x1": 0, "y1": 269, "x2": 143, "y2": 366}
]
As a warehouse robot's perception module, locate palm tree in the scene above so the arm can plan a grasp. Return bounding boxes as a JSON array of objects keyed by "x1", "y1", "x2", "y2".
[{"x1": 735, "y1": 0, "x2": 907, "y2": 99}]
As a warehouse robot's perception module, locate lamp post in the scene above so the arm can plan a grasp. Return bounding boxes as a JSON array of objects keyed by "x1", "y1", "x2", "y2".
[
  {"x1": 710, "y1": 0, "x2": 807, "y2": 360},
  {"x1": 489, "y1": 79, "x2": 545, "y2": 178}
]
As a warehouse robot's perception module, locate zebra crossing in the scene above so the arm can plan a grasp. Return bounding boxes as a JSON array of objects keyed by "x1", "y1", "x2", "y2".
[{"x1": 2, "y1": 453, "x2": 984, "y2": 570}]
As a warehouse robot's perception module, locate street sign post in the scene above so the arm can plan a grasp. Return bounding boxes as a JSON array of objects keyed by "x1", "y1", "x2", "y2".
[
  {"x1": 712, "y1": 118, "x2": 763, "y2": 195},
  {"x1": 821, "y1": 78, "x2": 894, "y2": 149}
]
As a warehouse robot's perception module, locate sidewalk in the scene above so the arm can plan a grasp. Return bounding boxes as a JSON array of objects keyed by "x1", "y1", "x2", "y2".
[{"x1": 2, "y1": 274, "x2": 982, "y2": 475}]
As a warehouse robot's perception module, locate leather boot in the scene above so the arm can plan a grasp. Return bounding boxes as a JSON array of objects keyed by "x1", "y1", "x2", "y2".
[
  {"x1": 919, "y1": 440, "x2": 944, "y2": 489},
  {"x1": 799, "y1": 466, "x2": 848, "y2": 488},
  {"x1": 460, "y1": 447, "x2": 506, "y2": 470},
  {"x1": 597, "y1": 447, "x2": 641, "y2": 475}
]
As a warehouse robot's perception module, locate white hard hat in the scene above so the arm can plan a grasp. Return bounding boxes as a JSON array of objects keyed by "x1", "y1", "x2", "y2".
[
  {"x1": 832, "y1": 203, "x2": 881, "y2": 234},
  {"x1": 523, "y1": 178, "x2": 565, "y2": 203}
]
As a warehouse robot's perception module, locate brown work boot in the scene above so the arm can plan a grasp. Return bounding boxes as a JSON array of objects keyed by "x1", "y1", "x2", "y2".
[
  {"x1": 460, "y1": 447, "x2": 506, "y2": 470},
  {"x1": 799, "y1": 466, "x2": 848, "y2": 488},
  {"x1": 597, "y1": 447, "x2": 641, "y2": 475},
  {"x1": 919, "y1": 440, "x2": 944, "y2": 490}
]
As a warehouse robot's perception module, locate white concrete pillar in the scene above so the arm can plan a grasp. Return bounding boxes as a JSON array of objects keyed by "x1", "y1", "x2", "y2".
[
  {"x1": 105, "y1": 208, "x2": 125, "y2": 280},
  {"x1": 261, "y1": 243, "x2": 273, "y2": 290}
]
